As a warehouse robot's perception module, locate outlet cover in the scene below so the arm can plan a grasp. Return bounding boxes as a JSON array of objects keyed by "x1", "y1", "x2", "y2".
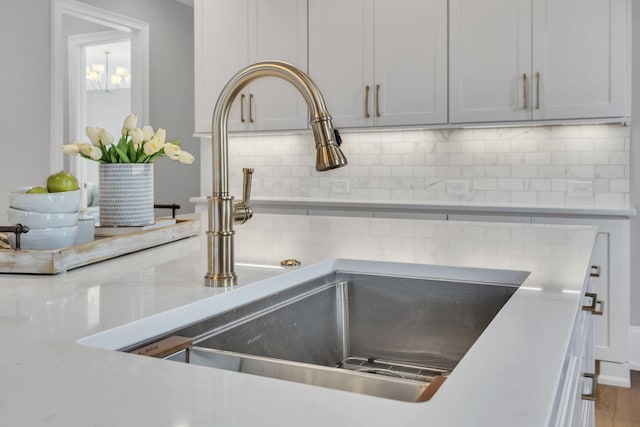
[
  {"x1": 567, "y1": 180, "x2": 593, "y2": 198},
  {"x1": 446, "y1": 180, "x2": 469, "y2": 196}
]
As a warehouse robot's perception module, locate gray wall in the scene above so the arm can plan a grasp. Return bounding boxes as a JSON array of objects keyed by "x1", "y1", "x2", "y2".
[
  {"x1": 0, "y1": 0, "x2": 52, "y2": 224},
  {"x1": 77, "y1": 0, "x2": 198, "y2": 214}
]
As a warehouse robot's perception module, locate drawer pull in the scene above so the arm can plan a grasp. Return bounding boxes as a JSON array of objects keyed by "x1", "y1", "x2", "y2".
[
  {"x1": 592, "y1": 299, "x2": 604, "y2": 316},
  {"x1": 364, "y1": 85, "x2": 370, "y2": 118},
  {"x1": 522, "y1": 73, "x2": 528, "y2": 109},
  {"x1": 240, "y1": 94, "x2": 246, "y2": 123},
  {"x1": 581, "y1": 373, "x2": 597, "y2": 401},
  {"x1": 582, "y1": 292, "x2": 604, "y2": 315},
  {"x1": 535, "y1": 72, "x2": 540, "y2": 110},
  {"x1": 249, "y1": 94, "x2": 255, "y2": 123},
  {"x1": 590, "y1": 265, "x2": 601, "y2": 278}
]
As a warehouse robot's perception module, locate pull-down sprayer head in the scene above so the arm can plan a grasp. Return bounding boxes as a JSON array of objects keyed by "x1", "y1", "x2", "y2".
[{"x1": 311, "y1": 119, "x2": 347, "y2": 172}]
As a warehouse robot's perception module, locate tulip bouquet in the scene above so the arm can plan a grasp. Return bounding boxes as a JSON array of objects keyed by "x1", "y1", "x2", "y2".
[{"x1": 62, "y1": 114, "x2": 195, "y2": 164}]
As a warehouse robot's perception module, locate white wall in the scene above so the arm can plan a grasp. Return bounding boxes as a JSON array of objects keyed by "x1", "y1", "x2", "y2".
[{"x1": 0, "y1": 0, "x2": 52, "y2": 224}]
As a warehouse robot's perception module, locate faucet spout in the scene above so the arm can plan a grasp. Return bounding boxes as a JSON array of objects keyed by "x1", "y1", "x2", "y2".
[{"x1": 205, "y1": 61, "x2": 348, "y2": 287}]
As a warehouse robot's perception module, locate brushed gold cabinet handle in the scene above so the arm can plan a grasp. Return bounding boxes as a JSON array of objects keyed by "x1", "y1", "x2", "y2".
[
  {"x1": 375, "y1": 84, "x2": 381, "y2": 117},
  {"x1": 240, "y1": 93, "x2": 246, "y2": 123},
  {"x1": 582, "y1": 292, "x2": 597, "y2": 312},
  {"x1": 590, "y1": 265, "x2": 600, "y2": 278},
  {"x1": 535, "y1": 72, "x2": 540, "y2": 110},
  {"x1": 364, "y1": 85, "x2": 370, "y2": 118},
  {"x1": 522, "y1": 73, "x2": 528, "y2": 109},
  {"x1": 593, "y1": 300, "x2": 604, "y2": 316},
  {"x1": 249, "y1": 94, "x2": 254, "y2": 123},
  {"x1": 582, "y1": 292, "x2": 604, "y2": 315},
  {"x1": 582, "y1": 373, "x2": 597, "y2": 401}
]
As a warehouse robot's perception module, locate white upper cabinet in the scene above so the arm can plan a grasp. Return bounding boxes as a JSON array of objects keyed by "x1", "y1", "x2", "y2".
[
  {"x1": 194, "y1": 0, "x2": 308, "y2": 133},
  {"x1": 309, "y1": 0, "x2": 374, "y2": 128},
  {"x1": 309, "y1": 0, "x2": 447, "y2": 128},
  {"x1": 449, "y1": 0, "x2": 627, "y2": 123},
  {"x1": 373, "y1": 0, "x2": 448, "y2": 126},
  {"x1": 196, "y1": 0, "x2": 628, "y2": 133},
  {"x1": 194, "y1": 0, "x2": 247, "y2": 133},
  {"x1": 531, "y1": 0, "x2": 627, "y2": 121},
  {"x1": 449, "y1": 0, "x2": 532, "y2": 123}
]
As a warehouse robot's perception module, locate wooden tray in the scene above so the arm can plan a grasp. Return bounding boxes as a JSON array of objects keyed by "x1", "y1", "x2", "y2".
[{"x1": 0, "y1": 218, "x2": 200, "y2": 274}]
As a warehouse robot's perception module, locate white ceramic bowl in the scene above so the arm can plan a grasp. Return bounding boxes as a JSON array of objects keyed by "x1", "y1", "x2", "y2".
[
  {"x1": 7, "y1": 207, "x2": 78, "y2": 229},
  {"x1": 8, "y1": 225, "x2": 78, "y2": 250},
  {"x1": 8, "y1": 187, "x2": 80, "y2": 213}
]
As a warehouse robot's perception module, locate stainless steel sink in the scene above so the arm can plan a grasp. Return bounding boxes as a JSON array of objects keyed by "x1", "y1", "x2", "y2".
[{"x1": 123, "y1": 266, "x2": 525, "y2": 402}]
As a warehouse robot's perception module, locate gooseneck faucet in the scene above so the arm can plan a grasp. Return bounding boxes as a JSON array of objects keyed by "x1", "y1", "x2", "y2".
[{"x1": 205, "y1": 61, "x2": 348, "y2": 287}]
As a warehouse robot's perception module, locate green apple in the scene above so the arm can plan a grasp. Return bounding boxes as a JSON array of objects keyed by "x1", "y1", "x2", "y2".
[
  {"x1": 46, "y1": 171, "x2": 79, "y2": 193},
  {"x1": 26, "y1": 186, "x2": 49, "y2": 194}
]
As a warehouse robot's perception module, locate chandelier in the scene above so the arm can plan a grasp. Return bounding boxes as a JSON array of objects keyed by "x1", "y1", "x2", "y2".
[{"x1": 85, "y1": 51, "x2": 130, "y2": 92}]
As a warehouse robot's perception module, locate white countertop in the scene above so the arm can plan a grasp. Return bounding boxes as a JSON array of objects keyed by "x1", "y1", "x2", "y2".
[
  {"x1": 0, "y1": 213, "x2": 597, "y2": 426},
  {"x1": 191, "y1": 195, "x2": 636, "y2": 217}
]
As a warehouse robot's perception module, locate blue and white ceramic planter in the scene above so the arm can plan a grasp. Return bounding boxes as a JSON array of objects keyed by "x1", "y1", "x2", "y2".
[{"x1": 98, "y1": 163, "x2": 154, "y2": 226}]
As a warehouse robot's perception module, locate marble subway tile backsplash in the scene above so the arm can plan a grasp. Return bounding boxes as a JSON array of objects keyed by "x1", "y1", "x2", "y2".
[{"x1": 222, "y1": 124, "x2": 630, "y2": 207}]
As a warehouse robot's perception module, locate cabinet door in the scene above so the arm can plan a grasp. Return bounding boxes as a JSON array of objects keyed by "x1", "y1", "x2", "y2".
[
  {"x1": 194, "y1": 0, "x2": 248, "y2": 133},
  {"x1": 309, "y1": 0, "x2": 374, "y2": 128},
  {"x1": 449, "y1": 0, "x2": 532, "y2": 123},
  {"x1": 531, "y1": 0, "x2": 627, "y2": 120},
  {"x1": 373, "y1": 0, "x2": 447, "y2": 126},
  {"x1": 247, "y1": 0, "x2": 308, "y2": 131}
]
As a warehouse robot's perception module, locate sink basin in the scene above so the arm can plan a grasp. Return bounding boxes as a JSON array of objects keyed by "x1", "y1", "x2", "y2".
[{"x1": 117, "y1": 260, "x2": 528, "y2": 402}]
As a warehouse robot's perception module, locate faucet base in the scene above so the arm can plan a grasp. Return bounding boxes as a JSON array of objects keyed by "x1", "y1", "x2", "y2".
[{"x1": 204, "y1": 272, "x2": 237, "y2": 288}]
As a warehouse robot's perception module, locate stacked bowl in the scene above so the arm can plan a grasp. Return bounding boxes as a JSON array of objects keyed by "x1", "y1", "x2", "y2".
[{"x1": 7, "y1": 187, "x2": 81, "y2": 250}]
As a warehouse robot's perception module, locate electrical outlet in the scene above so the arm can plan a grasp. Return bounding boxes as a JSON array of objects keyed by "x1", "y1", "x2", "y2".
[
  {"x1": 446, "y1": 180, "x2": 469, "y2": 196},
  {"x1": 567, "y1": 180, "x2": 593, "y2": 198},
  {"x1": 331, "y1": 179, "x2": 349, "y2": 193}
]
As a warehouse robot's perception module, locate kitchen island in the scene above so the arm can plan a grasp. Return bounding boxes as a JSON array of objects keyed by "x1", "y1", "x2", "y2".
[{"x1": 0, "y1": 213, "x2": 597, "y2": 426}]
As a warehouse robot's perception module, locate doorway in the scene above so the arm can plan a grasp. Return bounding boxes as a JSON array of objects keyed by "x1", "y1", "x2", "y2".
[
  {"x1": 51, "y1": 0, "x2": 149, "y2": 209},
  {"x1": 68, "y1": 31, "x2": 132, "y2": 210}
]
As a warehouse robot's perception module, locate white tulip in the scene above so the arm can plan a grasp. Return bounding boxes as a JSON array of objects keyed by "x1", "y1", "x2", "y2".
[
  {"x1": 86, "y1": 127, "x2": 101, "y2": 146},
  {"x1": 122, "y1": 113, "x2": 138, "y2": 134},
  {"x1": 143, "y1": 137, "x2": 165, "y2": 155},
  {"x1": 78, "y1": 143, "x2": 91, "y2": 156},
  {"x1": 130, "y1": 128, "x2": 144, "y2": 144},
  {"x1": 99, "y1": 128, "x2": 114, "y2": 145},
  {"x1": 87, "y1": 146, "x2": 103, "y2": 161},
  {"x1": 141, "y1": 125, "x2": 154, "y2": 141},
  {"x1": 79, "y1": 143, "x2": 102, "y2": 161},
  {"x1": 153, "y1": 128, "x2": 166, "y2": 145},
  {"x1": 178, "y1": 150, "x2": 195, "y2": 164},
  {"x1": 61, "y1": 143, "x2": 80, "y2": 155},
  {"x1": 163, "y1": 143, "x2": 181, "y2": 160}
]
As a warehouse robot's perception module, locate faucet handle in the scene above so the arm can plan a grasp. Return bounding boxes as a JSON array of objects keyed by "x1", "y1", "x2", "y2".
[
  {"x1": 233, "y1": 168, "x2": 254, "y2": 225},
  {"x1": 242, "y1": 168, "x2": 254, "y2": 205}
]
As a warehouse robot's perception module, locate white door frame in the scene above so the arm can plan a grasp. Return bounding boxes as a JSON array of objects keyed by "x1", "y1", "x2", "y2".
[{"x1": 51, "y1": 0, "x2": 150, "y2": 173}]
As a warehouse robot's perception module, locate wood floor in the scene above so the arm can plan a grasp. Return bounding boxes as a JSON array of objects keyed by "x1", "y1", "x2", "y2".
[{"x1": 595, "y1": 370, "x2": 640, "y2": 426}]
